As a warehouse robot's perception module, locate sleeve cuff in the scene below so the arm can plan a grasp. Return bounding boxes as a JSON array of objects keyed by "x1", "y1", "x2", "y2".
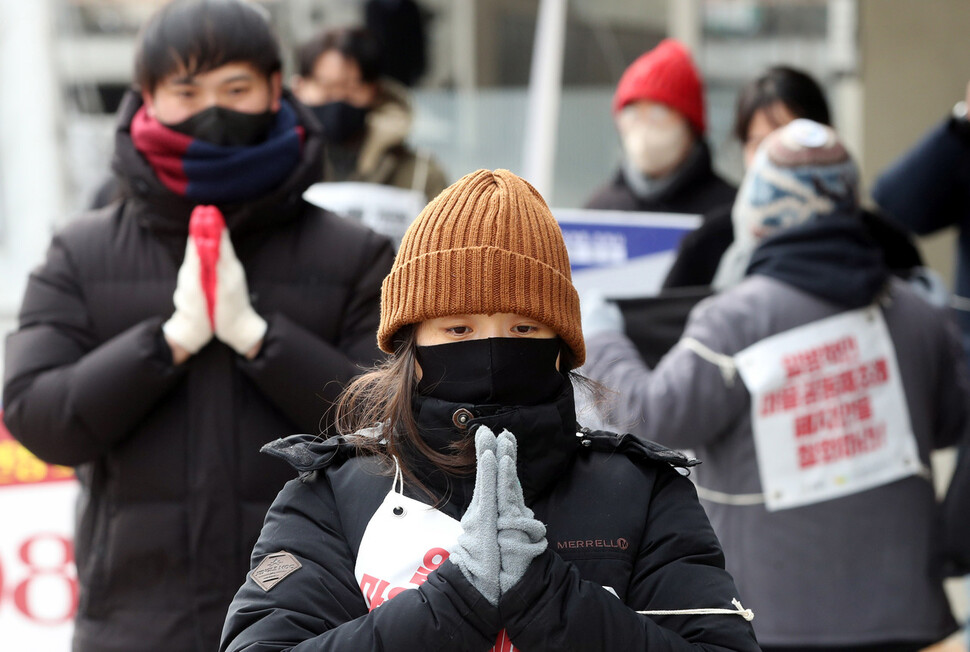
[
  {"x1": 431, "y1": 560, "x2": 504, "y2": 637},
  {"x1": 497, "y1": 548, "x2": 559, "y2": 620}
]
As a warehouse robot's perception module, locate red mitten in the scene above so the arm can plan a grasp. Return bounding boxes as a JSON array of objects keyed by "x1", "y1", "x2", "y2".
[{"x1": 188, "y1": 205, "x2": 225, "y2": 330}]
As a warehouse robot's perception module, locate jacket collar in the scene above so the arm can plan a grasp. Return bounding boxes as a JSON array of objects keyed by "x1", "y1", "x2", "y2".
[
  {"x1": 746, "y1": 213, "x2": 890, "y2": 308},
  {"x1": 399, "y1": 379, "x2": 580, "y2": 509},
  {"x1": 356, "y1": 78, "x2": 413, "y2": 178},
  {"x1": 111, "y1": 88, "x2": 325, "y2": 239}
]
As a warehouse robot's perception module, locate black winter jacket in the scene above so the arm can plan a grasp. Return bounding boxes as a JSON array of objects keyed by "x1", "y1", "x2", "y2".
[
  {"x1": 221, "y1": 414, "x2": 760, "y2": 650},
  {"x1": 2, "y1": 90, "x2": 395, "y2": 652},
  {"x1": 873, "y1": 117, "x2": 970, "y2": 359}
]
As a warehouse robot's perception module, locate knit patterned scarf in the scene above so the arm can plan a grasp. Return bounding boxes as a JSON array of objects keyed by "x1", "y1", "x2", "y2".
[{"x1": 130, "y1": 100, "x2": 304, "y2": 204}]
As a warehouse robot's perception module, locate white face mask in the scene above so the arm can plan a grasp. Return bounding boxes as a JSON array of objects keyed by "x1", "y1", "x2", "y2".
[{"x1": 618, "y1": 103, "x2": 693, "y2": 178}]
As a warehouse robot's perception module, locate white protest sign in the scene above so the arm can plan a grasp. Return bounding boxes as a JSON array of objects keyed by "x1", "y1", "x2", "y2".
[
  {"x1": 734, "y1": 306, "x2": 921, "y2": 511},
  {"x1": 355, "y1": 487, "x2": 517, "y2": 651},
  {"x1": 303, "y1": 182, "x2": 427, "y2": 248},
  {"x1": 0, "y1": 416, "x2": 77, "y2": 650},
  {"x1": 553, "y1": 208, "x2": 701, "y2": 298}
]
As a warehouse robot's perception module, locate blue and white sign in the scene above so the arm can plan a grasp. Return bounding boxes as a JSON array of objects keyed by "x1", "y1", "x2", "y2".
[
  {"x1": 303, "y1": 182, "x2": 427, "y2": 250},
  {"x1": 553, "y1": 208, "x2": 701, "y2": 298}
]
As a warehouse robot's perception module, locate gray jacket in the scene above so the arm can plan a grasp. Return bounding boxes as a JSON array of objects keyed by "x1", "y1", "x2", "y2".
[{"x1": 583, "y1": 274, "x2": 968, "y2": 647}]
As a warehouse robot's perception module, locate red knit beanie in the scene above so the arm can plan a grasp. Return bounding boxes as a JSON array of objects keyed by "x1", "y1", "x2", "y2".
[{"x1": 612, "y1": 38, "x2": 705, "y2": 135}]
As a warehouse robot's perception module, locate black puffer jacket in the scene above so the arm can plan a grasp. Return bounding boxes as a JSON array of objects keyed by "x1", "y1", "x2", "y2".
[
  {"x1": 221, "y1": 390, "x2": 761, "y2": 651},
  {"x1": 2, "y1": 91, "x2": 395, "y2": 652}
]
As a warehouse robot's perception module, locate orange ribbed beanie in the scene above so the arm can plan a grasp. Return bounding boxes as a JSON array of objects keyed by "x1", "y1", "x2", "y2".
[{"x1": 378, "y1": 169, "x2": 585, "y2": 366}]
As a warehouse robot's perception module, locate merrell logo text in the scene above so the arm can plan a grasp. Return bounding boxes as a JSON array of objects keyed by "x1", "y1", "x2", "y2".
[{"x1": 556, "y1": 538, "x2": 629, "y2": 551}]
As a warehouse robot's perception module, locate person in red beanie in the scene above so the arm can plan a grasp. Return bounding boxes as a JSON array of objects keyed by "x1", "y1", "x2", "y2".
[{"x1": 585, "y1": 39, "x2": 735, "y2": 219}]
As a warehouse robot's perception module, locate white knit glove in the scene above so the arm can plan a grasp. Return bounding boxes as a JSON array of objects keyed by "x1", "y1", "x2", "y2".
[
  {"x1": 580, "y1": 291, "x2": 624, "y2": 338},
  {"x1": 162, "y1": 235, "x2": 213, "y2": 355},
  {"x1": 212, "y1": 219, "x2": 267, "y2": 355}
]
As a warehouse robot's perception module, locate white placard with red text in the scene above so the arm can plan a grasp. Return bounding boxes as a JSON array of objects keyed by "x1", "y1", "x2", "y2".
[
  {"x1": 734, "y1": 306, "x2": 921, "y2": 511},
  {"x1": 0, "y1": 418, "x2": 77, "y2": 650},
  {"x1": 354, "y1": 490, "x2": 461, "y2": 612},
  {"x1": 355, "y1": 487, "x2": 518, "y2": 651}
]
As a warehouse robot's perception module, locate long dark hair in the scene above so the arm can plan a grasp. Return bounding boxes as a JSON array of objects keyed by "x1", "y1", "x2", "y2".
[
  {"x1": 335, "y1": 326, "x2": 595, "y2": 498},
  {"x1": 335, "y1": 326, "x2": 475, "y2": 495}
]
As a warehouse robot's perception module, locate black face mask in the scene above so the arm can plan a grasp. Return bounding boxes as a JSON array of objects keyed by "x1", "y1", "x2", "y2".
[
  {"x1": 166, "y1": 105, "x2": 276, "y2": 147},
  {"x1": 415, "y1": 337, "x2": 565, "y2": 407},
  {"x1": 310, "y1": 101, "x2": 368, "y2": 144}
]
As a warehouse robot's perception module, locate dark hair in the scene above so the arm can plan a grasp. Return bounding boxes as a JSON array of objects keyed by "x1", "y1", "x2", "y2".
[
  {"x1": 364, "y1": 0, "x2": 427, "y2": 86},
  {"x1": 335, "y1": 327, "x2": 595, "y2": 503},
  {"x1": 134, "y1": 0, "x2": 282, "y2": 93},
  {"x1": 295, "y1": 27, "x2": 382, "y2": 82},
  {"x1": 733, "y1": 66, "x2": 831, "y2": 143},
  {"x1": 335, "y1": 327, "x2": 473, "y2": 501}
]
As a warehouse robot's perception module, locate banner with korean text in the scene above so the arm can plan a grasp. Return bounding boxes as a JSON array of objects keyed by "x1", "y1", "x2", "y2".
[
  {"x1": 301, "y1": 190, "x2": 702, "y2": 296},
  {"x1": 302, "y1": 182, "x2": 428, "y2": 249},
  {"x1": 735, "y1": 306, "x2": 922, "y2": 511},
  {"x1": 552, "y1": 208, "x2": 701, "y2": 298}
]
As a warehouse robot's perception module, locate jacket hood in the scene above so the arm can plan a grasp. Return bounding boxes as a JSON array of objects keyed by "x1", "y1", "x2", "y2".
[
  {"x1": 262, "y1": 382, "x2": 581, "y2": 511},
  {"x1": 111, "y1": 88, "x2": 325, "y2": 237},
  {"x1": 336, "y1": 378, "x2": 579, "y2": 511},
  {"x1": 746, "y1": 213, "x2": 890, "y2": 308},
  {"x1": 357, "y1": 78, "x2": 414, "y2": 177},
  {"x1": 261, "y1": 379, "x2": 699, "y2": 511}
]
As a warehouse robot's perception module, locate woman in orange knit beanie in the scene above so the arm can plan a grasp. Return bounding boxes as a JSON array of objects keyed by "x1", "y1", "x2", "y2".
[{"x1": 221, "y1": 169, "x2": 759, "y2": 652}]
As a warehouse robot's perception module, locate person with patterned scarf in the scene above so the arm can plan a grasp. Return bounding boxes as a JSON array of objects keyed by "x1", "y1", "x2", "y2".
[{"x1": 2, "y1": 2, "x2": 394, "y2": 650}]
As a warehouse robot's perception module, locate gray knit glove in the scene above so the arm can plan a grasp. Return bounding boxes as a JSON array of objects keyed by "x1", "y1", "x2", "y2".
[
  {"x1": 495, "y1": 430, "x2": 548, "y2": 594},
  {"x1": 450, "y1": 426, "x2": 502, "y2": 605}
]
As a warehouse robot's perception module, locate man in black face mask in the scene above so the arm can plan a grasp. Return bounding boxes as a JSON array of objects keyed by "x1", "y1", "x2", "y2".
[
  {"x1": 292, "y1": 26, "x2": 447, "y2": 201},
  {"x1": 2, "y1": 2, "x2": 394, "y2": 651}
]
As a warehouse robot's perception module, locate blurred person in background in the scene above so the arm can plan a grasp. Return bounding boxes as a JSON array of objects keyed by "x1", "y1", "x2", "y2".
[
  {"x1": 580, "y1": 39, "x2": 736, "y2": 376},
  {"x1": 666, "y1": 65, "x2": 922, "y2": 290},
  {"x1": 364, "y1": 0, "x2": 428, "y2": 88},
  {"x1": 2, "y1": 1, "x2": 393, "y2": 650},
  {"x1": 872, "y1": 81, "x2": 970, "y2": 361},
  {"x1": 585, "y1": 39, "x2": 736, "y2": 221},
  {"x1": 872, "y1": 78, "x2": 970, "y2": 652},
  {"x1": 581, "y1": 120, "x2": 969, "y2": 651},
  {"x1": 292, "y1": 26, "x2": 448, "y2": 202}
]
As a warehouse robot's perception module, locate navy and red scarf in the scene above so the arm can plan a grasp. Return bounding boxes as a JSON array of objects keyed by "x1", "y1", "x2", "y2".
[{"x1": 130, "y1": 100, "x2": 305, "y2": 204}]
